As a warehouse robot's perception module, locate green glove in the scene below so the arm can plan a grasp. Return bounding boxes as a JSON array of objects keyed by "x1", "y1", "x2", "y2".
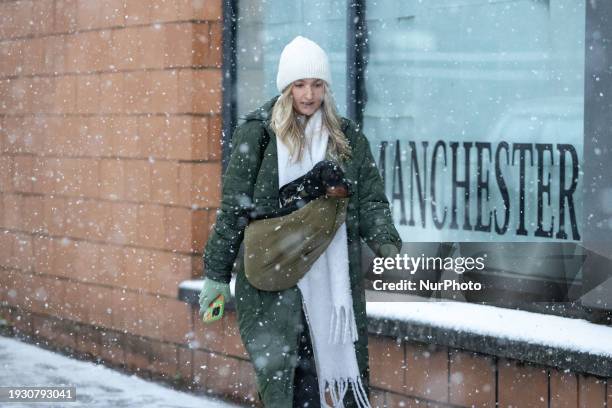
[
  {"x1": 198, "y1": 277, "x2": 231, "y2": 323},
  {"x1": 378, "y1": 243, "x2": 400, "y2": 259}
]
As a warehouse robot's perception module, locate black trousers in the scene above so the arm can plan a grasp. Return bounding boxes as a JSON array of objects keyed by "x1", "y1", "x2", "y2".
[{"x1": 293, "y1": 307, "x2": 321, "y2": 407}]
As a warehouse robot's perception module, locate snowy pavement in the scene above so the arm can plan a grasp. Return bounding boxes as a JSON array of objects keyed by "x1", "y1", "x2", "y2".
[{"x1": 0, "y1": 336, "x2": 241, "y2": 408}]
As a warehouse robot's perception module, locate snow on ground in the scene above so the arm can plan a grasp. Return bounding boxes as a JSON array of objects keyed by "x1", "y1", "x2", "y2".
[
  {"x1": 0, "y1": 336, "x2": 241, "y2": 408},
  {"x1": 367, "y1": 300, "x2": 612, "y2": 357}
]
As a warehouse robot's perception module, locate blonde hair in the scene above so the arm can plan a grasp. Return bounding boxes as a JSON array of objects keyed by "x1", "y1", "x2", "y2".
[{"x1": 270, "y1": 82, "x2": 351, "y2": 164}]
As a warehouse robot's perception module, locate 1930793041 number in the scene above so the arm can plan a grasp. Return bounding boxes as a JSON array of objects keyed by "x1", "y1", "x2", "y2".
[{"x1": 0, "y1": 387, "x2": 76, "y2": 402}]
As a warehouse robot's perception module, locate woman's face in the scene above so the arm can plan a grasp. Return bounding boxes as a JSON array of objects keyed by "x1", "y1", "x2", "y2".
[{"x1": 291, "y1": 78, "x2": 325, "y2": 117}]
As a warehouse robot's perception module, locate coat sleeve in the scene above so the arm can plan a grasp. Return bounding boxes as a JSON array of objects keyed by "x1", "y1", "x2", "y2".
[
  {"x1": 354, "y1": 129, "x2": 402, "y2": 256},
  {"x1": 203, "y1": 120, "x2": 265, "y2": 284}
]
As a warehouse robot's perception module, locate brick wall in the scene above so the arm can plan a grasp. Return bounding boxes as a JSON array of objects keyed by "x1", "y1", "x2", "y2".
[
  {"x1": 0, "y1": 0, "x2": 235, "y2": 398},
  {"x1": 1, "y1": 1, "x2": 611, "y2": 408}
]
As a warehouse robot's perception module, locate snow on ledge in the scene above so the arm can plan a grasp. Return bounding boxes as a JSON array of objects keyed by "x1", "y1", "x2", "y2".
[
  {"x1": 367, "y1": 301, "x2": 612, "y2": 358},
  {"x1": 180, "y1": 279, "x2": 612, "y2": 358}
]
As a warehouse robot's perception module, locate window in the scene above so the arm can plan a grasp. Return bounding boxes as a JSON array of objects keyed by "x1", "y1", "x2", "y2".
[{"x1": 225, "y1": 0, "x2": 612, "y2": 322}]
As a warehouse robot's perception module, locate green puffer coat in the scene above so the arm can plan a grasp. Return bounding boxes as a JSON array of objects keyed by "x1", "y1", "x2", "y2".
[{"x1": 203, "y1": 95, "x2": 401, "y2": 407}]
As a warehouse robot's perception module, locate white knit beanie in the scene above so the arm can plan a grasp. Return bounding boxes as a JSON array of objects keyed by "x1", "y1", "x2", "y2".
[{"x1": 276, "y1": 36, "x2": 332, "y2": 93}]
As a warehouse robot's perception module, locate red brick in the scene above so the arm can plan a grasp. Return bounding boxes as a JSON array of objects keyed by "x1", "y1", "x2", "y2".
[
  {"x1": 80, "y1": 116, "x2": 114, "y2": 157},
  {"x1": 177, "y1": 346, "x2": 194, "y2": 383},
  {"x1": 234, "y1": 358, "x2": 259, "y2": 403},
  {"x1": 54, "y1": 0, "x2": 78, "y2": 33},
  {"x1": 192, "y1": 349, "x2": 209, "y2": 388},
  {"x1": 99, "y1": 329, "x2": 125, "y2": 365},
  {"x1": 110, "y1": 116, "x2": 140, "y2": 158},
  {"x1": 22, "y1": 195, "x2": 45, "y2": 233},
  {"x1": 150, "y1": 160, "x2": 179, "y2": 205},
  {"x1": 498, "y1": 359, "x2": 547, "y2": 408},
  {"x1": 22, "y1": 38, "x2": 46, "y2": 77},
  {"x1": 109, "y1": 202, "x2": 139, "y2": 245},
  {"x1": 164, "y1": 205, "x2": 194, "y2": 253},
  {"x1": 550, "y1": 369, "x2": 577, "y2": 408},
  {"x1": 404, "y1": 342, "x2": 449, "y2": 403},
  {"x1": 32, "y1": 0, "x2": 55, "y2": 35},
  {"x1": 0, "y1": 2, "x2": 33, "y2": 38},
  {"x1": 43, "y1": 117, "x2": 78, "y2": 157},
  {"x1": 149, "y1": 340, "x2": 179, "y2": 378},
  {"x1": 124, "y1": 0, "x2": 151, "y2": 26},
  {"x1": 223, "y1": 311, "x2": 249, "y2": 359},
  {"x1": 156, "y1": 296, "x2": 191, "y2": 344},
  {"x1": 14, "y1": 77, "x2": 33, "y2": 114},
  {"x1": 74, "y1": 323, "x2": 102, "y2": 356},
  {"x1": 31, "y1": 77, "x2": 56, "y2": 114},
  {"x1": 134, "y1": 293, "x2": 163, "y2": 339},
  {"x1": 578, "y1": 374, "x2": 606, "y2": 408},
  {"x1": 207, "y1": 21, "x2": 222, "y2": 68},
  {"x1": 2, "y1": 231, "x2": 17, "y2": 269},
  {"x1": 2, "y1": 269, "x2": 34, "y2": 309},
  {"x1": 124, "y1": 160, "x2": 151, "y2": 201},
  {"x1": 72, "y1": 241, "x2": 100, "y2": 283},
  {"x1": 100, "y1": 158, "x2": 125, "y2": 200},
  {"x1": 205, "y1": 352, "x2": 240, "y2": 397},
  {"x1": 122, "y1": 246, "x2": 150, "y2": 291},
  {"x1": 177, "y1": 69, "x2": 222, "y2": 114},
  {"x1": 191, "y1": 116, "x2": 209, "y2": 160},
  {"x1": 369, "y1": 336, "x2": 405, "y2": 393},
  {"x1": 29, "y1": 274, "x2": 65, "y2": 318},
  {"x1": 3, "y1": 193, "x2": 22, "y2": 230},
  {"x1": 32, "y1": 235, "x2": 53, "y2": 275},
  {"x1": 0, "y1": 40, "x2": 22, "y2": 78},
  {"x1": 123, "y1": 334, "x2": 152, "y2": 371},
  {"x1": 52, "y1": 237, "x2": 78, "y2": 279},
  {"x1": 148, "y1": 69, "x2": 179, "y2": 113},
  {"x1": 77, "y1": 0, "x2": 125, "y2": 30},
  {"x1": 42, "y1": 195, "x2": 66, "y2": 236},
  {"x1": 178, "y1": 162, "x2": 221, "y2": 208},
  {"x1": 192, "y1": 307, "x2": 225, "y2": 353},
  {"x1": 163, "y1": 22, "x2": 193, "y2": 67},
  {"x1": 148, "y1": 250, "x2": 191, "y2": 297},
  {"x1": 449, "y1": 350, "x2": 495, "y2": 407},
  {"x1": 63, "y1": 281, "x2": 90, "y2": 323},
  {"x1": 76, "y1": 74, "x2": 100, "y2": 113},
  {"x1": 43, "y1": 36, "x2": 68, "y2": 75},
  {"x1": 0, "y1": 156, "x2": 14, "y2": 192},
  {"x1": 87, "y1": 284, "x2": 115, "y2": 328},
  {"x1": 122, "y1": 70, "x2": 148, "y2": 114},
  {"x1": 53, "y1": 75, "x2": 77, "y2": 114},
  {"x1": 192, "y1": 22, "x2": 210, "y2": 67},
  {"x1": 112, "y1": 26, "x2": 165, "y2": 71},
  {"x1": 150, "y1": 0, "x2": 179, "y2": 23},
  {"x1": 13, "y1": 232, "x2": 35, "y2": 273},
  {"x1": 136, "y1": 203, "x2": 166, "y2": 249},
  {"x1": 98, "y1": 244, "x2": 125, "y2": 287},
  {"x1": 13, "y1": 155, "x2": 35, "y2": 193},
  {"x1": 110, "y1": 287, "x2": 141, "y2": 332},
  {"x1": 384, "y1": 392, "x2": 425, "y2": 408},
  {"x1": 99, "y1": 73, "x2": 124, "y2": 114},
  {"x1": 186, "y1": 0, "x2": 222, "y2": 21},
  {"x1": 140, "y1": 116, "x2": 195, "y2": 160}
]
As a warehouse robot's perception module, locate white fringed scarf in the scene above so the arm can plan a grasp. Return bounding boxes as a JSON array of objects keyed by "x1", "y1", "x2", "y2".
[{"x1": 276, "y1": 108, "x2": 371, "y2": 408}]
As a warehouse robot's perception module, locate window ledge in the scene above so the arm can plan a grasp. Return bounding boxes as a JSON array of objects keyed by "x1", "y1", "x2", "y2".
[{"x1": 178, "y1": 280, "x2": 612, "y2": 378}]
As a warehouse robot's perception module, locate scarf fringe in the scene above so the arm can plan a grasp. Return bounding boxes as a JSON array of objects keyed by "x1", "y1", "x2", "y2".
[
  {"x1": 320, "y1": 375, "x2": 372, "y2": 408},
  {"x1": 328, "y1": 305, "x2": 359, "y2": 344}
]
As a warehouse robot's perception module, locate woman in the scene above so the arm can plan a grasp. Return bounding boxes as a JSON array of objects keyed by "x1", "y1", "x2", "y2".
[{"x1": 199, "y1": 36, "x2": 401, "y2": 407}]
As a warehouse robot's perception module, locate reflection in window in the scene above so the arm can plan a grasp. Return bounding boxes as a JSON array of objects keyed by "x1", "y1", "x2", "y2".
[{"x1": 235, "y1": 0, "x2": 348, "y2": 120}]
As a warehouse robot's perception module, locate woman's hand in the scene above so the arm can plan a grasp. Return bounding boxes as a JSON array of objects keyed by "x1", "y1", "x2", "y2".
[{"x1": 198, "y1": 277, "x2": 231, "y2": 323}]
